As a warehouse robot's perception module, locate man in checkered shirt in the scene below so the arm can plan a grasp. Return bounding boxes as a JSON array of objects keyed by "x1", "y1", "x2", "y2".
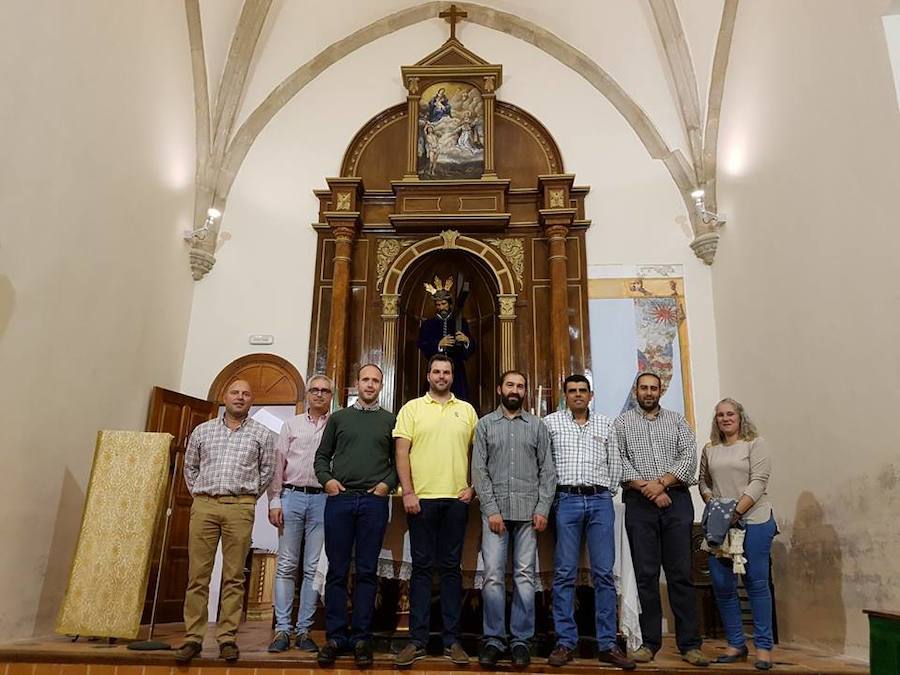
[
  {"x1": 543, "y1": 374, "x2": 635, "y2": 671},
  {"x1": 175, "y1": 379, "x2": 275, "y2": 664},
  {"x1": 614, "y1": 371, "x2": 708, "y2": 667}
]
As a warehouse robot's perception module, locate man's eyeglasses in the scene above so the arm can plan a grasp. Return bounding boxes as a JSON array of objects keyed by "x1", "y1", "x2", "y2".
[{"x1": 308, "y1": 388, "x2": 333, "y2": 396}]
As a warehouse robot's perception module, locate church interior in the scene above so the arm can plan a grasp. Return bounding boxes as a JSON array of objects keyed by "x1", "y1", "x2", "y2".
[{"x1": 1, "y1": 1, "x2": 899, "y2": 672}]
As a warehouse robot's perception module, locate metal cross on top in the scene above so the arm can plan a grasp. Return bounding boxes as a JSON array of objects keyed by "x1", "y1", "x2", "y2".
[{"x1": 439, "y1": 4, "x2": 468, "y2": 40}]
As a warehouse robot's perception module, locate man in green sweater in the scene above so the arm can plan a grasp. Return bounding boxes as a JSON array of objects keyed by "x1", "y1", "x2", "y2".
[{"x1": 314, "y1": 363, "x2": 397, "y2": 667}]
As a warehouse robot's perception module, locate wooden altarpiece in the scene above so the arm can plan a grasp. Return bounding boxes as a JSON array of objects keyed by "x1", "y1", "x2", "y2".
[{"x1": 308, "y1": 36, "x2": 593, "y2": 415}]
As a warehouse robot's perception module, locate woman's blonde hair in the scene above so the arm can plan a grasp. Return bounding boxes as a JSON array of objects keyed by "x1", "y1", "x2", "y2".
[{"x1": 709, "y1": 397, "x2": 759, "y2": 445}]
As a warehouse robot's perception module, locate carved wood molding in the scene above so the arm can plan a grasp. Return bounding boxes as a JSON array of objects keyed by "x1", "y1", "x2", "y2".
[
  {"x1": 376, "y1": 238, "x2": 416, "y2": 289},
  {"x1": 484, "y1": 238, "x2": 524, "y2": 290}
]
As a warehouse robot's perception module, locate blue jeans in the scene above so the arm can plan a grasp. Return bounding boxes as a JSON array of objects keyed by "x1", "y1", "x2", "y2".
[
  {"x1": 552, "y1": 491, "x2": 617, "y2": 650},
  {"x1": 408, "y1": 498, "x2": 469, "y2": 648},
  {"x1": 273, "y1": 490, "x2": 326, "y2": 634},
  {"x1": 323, "y1": 492, "x2": 390, "y2": 646},
  {"x1": 481, "y1": 516, "x2": 538, "y2": 650},
  {"x1": 708, "y1": 514, "x2": 778, "y2": 650}
]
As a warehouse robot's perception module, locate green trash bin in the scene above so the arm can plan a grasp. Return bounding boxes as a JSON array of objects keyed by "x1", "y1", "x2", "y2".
[{"x1": 865, "y1": 609, "x2": 900, "y2": 675}]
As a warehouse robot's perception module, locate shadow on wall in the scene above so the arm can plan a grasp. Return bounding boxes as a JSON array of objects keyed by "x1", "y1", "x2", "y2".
[
  {"x1": 33, "y1": 468, "x2": 86, "y2": 636},
  {"x1": 774, "y1": 491, "x2": 846, "y2": 654},
  {"x1": 0, "y1": 275, "x2": 15, "y2": 338}
]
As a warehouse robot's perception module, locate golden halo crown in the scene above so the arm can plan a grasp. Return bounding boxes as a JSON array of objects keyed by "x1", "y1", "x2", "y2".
[{"x1": 424, "y1": 276, "x2": 453, "y2": 297}]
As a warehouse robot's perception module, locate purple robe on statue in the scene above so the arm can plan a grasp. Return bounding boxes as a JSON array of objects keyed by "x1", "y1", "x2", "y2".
[{"x1": 416, "y1": 313, "x2": 475, "y2": 402}]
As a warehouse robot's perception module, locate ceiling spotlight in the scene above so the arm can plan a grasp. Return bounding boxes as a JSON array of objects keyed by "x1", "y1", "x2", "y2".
[
  {"x1": 690, "y1": 189, "x2": 705, "y2": 200},
  {"x1": 207, "y1": 207, "x2": 222, "y2": 219}
]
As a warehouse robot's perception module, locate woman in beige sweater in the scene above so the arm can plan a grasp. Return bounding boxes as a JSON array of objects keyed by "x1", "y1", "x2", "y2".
[{"x1": 699, "y1": 398, "x2": 777, "y2": 671}]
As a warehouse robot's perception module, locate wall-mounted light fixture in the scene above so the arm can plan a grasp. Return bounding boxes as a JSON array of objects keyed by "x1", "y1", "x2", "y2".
[
  {"x1": 184, "y1": 207, "x2": 221, "y2": 241},
  {"x1": 690, "y1": 189, "x2": 725, "y2": 227}
]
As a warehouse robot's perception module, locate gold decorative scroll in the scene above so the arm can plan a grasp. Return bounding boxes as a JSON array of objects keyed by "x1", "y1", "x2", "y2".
[
  {"x1": 376, "y1": 239, "x2": 414, "y2": 289},
  {"x1": 485, "y1": 238, "x2": 525, "y2": 290},
  {"x1": 56, "y1": 430, "x2": 173, "y2": 639}
]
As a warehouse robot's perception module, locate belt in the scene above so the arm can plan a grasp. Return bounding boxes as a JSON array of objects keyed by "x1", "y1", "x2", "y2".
[
  {"x1": 557, "y1": 484, "x2": 608, "y2": 495},
  {"x1": 283, "y1": 484, "x2": 324, "y2": 494}
]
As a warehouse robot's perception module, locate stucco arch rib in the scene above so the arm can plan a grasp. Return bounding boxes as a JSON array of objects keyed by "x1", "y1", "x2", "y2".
[
  {"x1": 382, "y1": 235, "x2": 516, "y2": 297},
  {"x1": 219, "y1": 2, "x2": 678, "y2": 200}
]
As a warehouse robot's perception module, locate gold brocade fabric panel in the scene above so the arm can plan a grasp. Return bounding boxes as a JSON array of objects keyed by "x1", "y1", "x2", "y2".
[{"x1": 56, "y1": 430, "x2": 173, "y2": 639}]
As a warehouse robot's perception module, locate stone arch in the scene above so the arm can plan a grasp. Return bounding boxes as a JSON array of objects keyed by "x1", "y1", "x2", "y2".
[{"x1": 190, "y1": 1, "x2": 725, "y2": 281}]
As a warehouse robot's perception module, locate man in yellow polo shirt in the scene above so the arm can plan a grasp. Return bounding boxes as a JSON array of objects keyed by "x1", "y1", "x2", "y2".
[{"x1": 393, "y1": 353, "x2": 478, "y2": 666}]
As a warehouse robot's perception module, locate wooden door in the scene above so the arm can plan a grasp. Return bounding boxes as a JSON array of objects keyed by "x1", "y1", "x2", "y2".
[{"x1": 141, "y1": 387, "x2": 217, "y2": 624}]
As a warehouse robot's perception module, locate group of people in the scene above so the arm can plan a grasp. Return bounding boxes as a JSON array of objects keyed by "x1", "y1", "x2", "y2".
[{"x1": 174, "y1": 358, "x2": 776, "y2": 672}]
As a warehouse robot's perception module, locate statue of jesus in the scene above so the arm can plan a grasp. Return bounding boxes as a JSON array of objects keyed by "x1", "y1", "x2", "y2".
[{"x1": 416, "y1": 277, "x2": 475, "y2": 402}]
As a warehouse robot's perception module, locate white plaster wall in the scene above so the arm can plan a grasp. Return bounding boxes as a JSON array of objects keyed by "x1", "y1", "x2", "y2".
[
  {"x1": 0, "y1": 1, "x2": 195, "y2": 640},
  {"x1": 179, "y1": 14, "x2": 721, "y2": 441},
  {"x1": 714, "y1": 0, "x2": 900, "y2": 660}
]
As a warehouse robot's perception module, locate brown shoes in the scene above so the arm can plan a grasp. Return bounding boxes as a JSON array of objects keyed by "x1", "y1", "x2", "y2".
[
  {"x1": 682, "y1": 648, "x2": 710, "y2": 667},
  {"x1": 547, "y1": 645, "x2": 575, "y2": 667},
  {"x1": 444, "y1": 642, "x2": 470, "y2": 665},
  {"x1": 598, "y1": 645, "x2": 636, "y2": 670},
  {"x1": 219, "y1": 642, "x2": 240, "y2": 662},
  {"x1": 174, "y1": 641, "x2": 202, "y2": 664},
  {"x1": 629, "y1": 646, "x2": 654, "y2": 662}
]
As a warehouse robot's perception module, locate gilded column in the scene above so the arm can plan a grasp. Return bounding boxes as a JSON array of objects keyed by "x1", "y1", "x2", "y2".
[
  {"x1": 538, "y1": 175, "x2": 577, "y2": 395},
  {"x1": 404, "y1": 76, "x2": 421, "y2": 179},
  {"x1": 324, "y1": 178, "x2": 364, "y2": 405},
  {"x1": 482, "y1": 75, "x2": 497, "y2": 178},
  {"x1": 380, "y1": 293, "x2": 400, "y2": 412},
  {"x1": 497, "y1": 294, "x2": 517, "y2": 372},
  {"x1": 326, "y1": 223, "x2": 356, "y2": 404}
]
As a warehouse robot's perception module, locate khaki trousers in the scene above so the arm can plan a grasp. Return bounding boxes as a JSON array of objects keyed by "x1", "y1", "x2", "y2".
[{"x1": 183, "y1": 494, "x2": 256, "y2": 644}]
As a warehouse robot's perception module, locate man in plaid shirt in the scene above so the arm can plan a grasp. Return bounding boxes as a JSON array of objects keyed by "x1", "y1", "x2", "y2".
[
  {"x1": 543, "y1": 374, "x2": 635, "y2": 670},
  {"x1": 615, "y1": 371, "x2": 708, "y2": 667},
  {"x1": 175, "y1": 379, "x2": 275, "y2": 664}
]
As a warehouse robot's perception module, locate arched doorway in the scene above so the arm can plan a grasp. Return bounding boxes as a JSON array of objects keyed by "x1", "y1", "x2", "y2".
[
  {"x1": 209, "y1": 352, "x2": 305, "y2": 410},
  {"x1": 398, "y1": 249, "x2": 498, "y2": 415}
]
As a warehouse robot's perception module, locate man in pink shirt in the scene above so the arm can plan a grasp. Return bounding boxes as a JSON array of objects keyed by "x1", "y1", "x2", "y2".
[{"x1": 266, "y1": 375, "x2": 334, "y2": 653}]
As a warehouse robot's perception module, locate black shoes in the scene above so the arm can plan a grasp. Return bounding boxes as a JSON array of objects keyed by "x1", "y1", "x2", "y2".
[
  {"x1": 598, "y1": 645, "x2": 636, "y2": 671},
  {"x1": 715, "y1": 645, "x2": 749, "y2": 663},
  {"x1": 755, "y1": 658, "x2": 774, "y2": 670},
  {"x1": 317, "y1": 639, "x2": 342, "y2": 666},
  {"x1": 173, "y1": 641, "x2": 202, "y2": 664},
  {"x1": 510, "y1": 643, "x2": 531, "y2": 667},
  {"x1": 355, "y1": 640, "x2": 374, "y2": 667},
  {"x1": 478, "y1": 643, "x2": 502, "y2": 667}
]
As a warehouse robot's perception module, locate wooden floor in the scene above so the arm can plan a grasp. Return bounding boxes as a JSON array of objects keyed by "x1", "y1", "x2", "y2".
[{"x1": 0, "y1": 622, "x2": 867, "y2": 675}]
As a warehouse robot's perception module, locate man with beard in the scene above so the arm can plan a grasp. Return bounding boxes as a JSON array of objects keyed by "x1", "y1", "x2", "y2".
[
  {"x1": 416, "y1": 281, "x2": 474, "y2": 402},
  {"x1": 543, "y1": 375, "x2": 635, "y2": 670},
  {"x1": 615, "y1": 372, "x2": 708, "y2": 667},
  {"x1": 393, "y1": 353, "x2": 478, "y2": 667},
  {"x1": 471, "y1": 371, "x2": 556, "y2": 668},
  {"x1": 313, "y1": 364, "x2": 398, "y2": 668}
]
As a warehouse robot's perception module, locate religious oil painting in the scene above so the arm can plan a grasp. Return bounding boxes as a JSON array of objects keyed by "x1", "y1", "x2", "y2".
[{"x1": 417, "y1": 81, "x2": 485, "y2": 179}]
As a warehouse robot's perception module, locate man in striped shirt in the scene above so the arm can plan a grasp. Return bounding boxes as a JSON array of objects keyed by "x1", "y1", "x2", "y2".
[
  {"x1": 175, "y1": 379, "x2": 275, "y2": 664},
  {"x1": 471, "y1": 370, "x2": 556, "y2": 668},
  {"x1": 266, "y1": 375, "x2": 333, "y2": 654},
  {"x1": 615, "y1": 371, "x2": 708, "y2": 667},
  {"x1": 543, "y1": 375, "x2": 634, "y2": 670}
]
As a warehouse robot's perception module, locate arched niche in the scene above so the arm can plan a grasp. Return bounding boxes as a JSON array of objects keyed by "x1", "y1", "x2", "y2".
[
  {"x1": 208, "y1": 353, "x2": 305, "y2": 411},
  {"x1": 340, "y1": 101, "x2": 564, "y2": 191}
]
